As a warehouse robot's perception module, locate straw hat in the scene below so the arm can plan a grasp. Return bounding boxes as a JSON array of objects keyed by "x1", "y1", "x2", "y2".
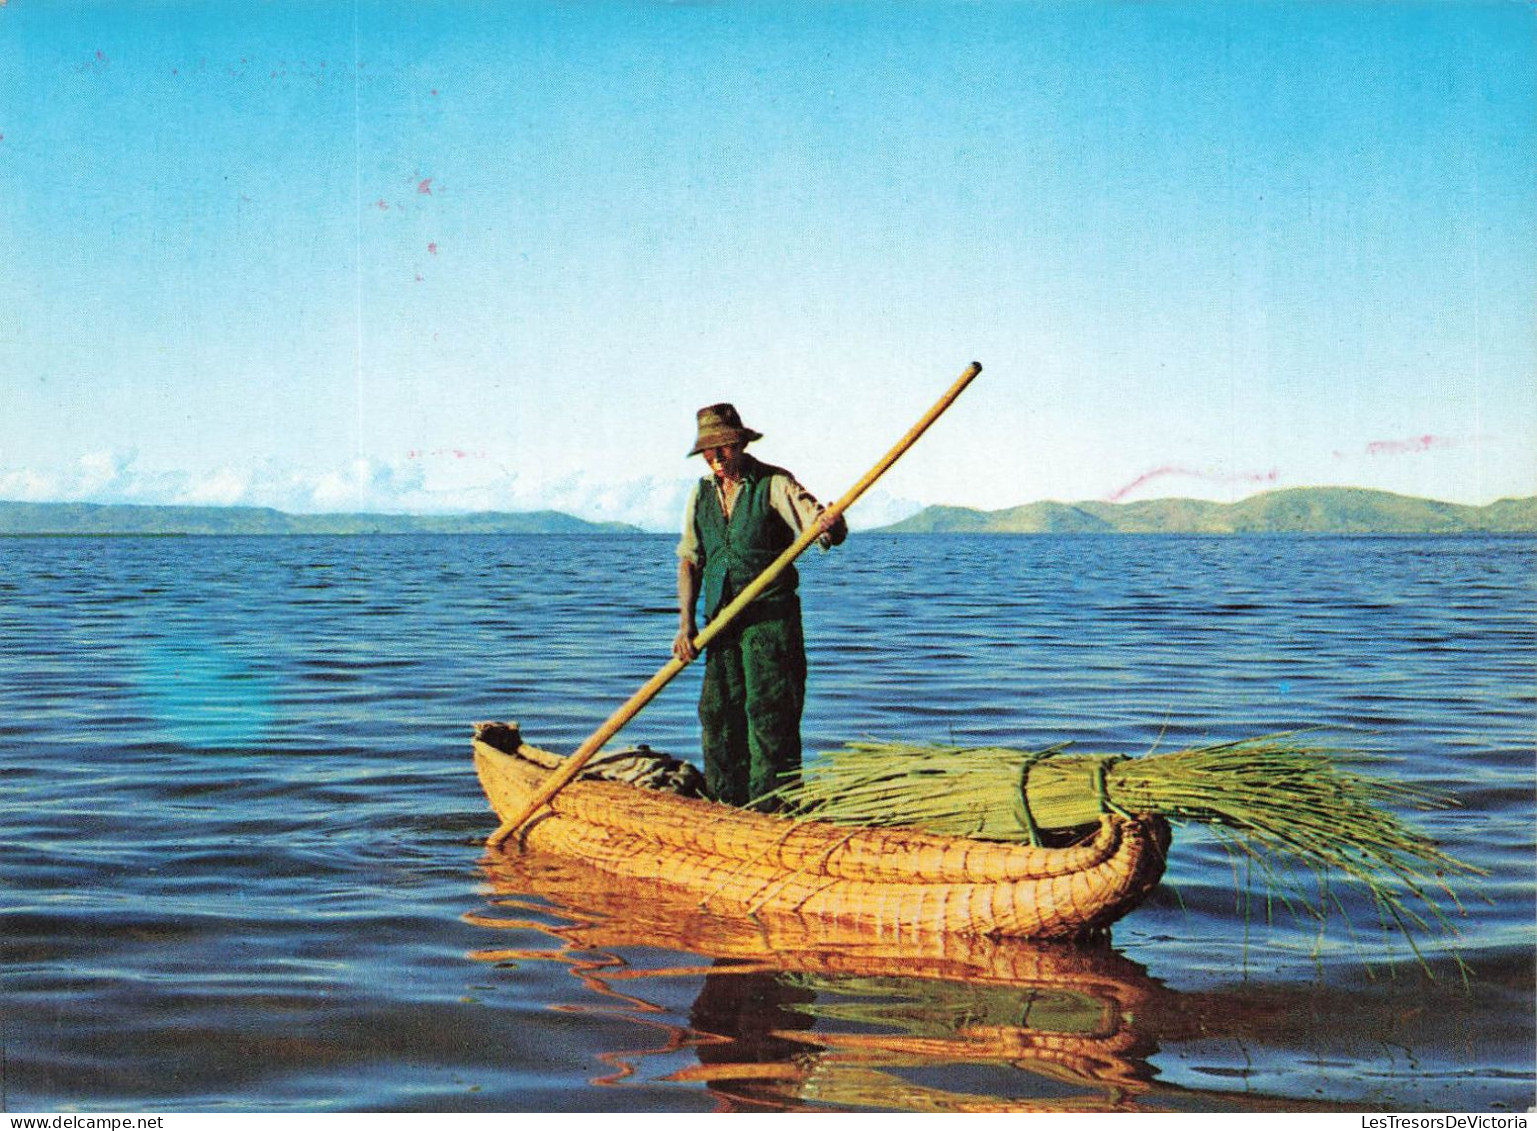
[{"x1": 688, "y1": 403, "x2": 763, "y2": 456}]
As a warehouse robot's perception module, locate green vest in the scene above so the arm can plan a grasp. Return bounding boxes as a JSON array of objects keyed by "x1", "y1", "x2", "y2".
[{"x1": 695, "y1": 458, "x2": 799, "y2": 621}]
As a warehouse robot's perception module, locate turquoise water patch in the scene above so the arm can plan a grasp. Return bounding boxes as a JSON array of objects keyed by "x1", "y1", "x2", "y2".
[{"x1": 132, "y1": 637, "x2": 278, "y2": 749}]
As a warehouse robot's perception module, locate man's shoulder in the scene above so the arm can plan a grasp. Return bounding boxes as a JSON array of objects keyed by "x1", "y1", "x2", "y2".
[{"x1": 745, "y1": 456, "x2": 796, "y2": 482}]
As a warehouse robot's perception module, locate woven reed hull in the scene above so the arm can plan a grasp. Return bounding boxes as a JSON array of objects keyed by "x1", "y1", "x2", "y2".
[
  {"x1": 476, "y1": 848, "x2": 1164, "y2": 993},
  {"x1": 474, "y1": 732, "x2": 1169, "y2": 940}
]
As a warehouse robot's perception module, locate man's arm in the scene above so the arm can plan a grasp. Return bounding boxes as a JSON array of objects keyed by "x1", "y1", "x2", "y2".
[
  {"x1": 772, "y1": 474, "x2": 847, "y2": 549},
  {"x1": 673, "y1": 558, "x2": 701, "y2": 661},
  {"x1": 673, "y1": 483, "x2": 704, "y2": 661}
]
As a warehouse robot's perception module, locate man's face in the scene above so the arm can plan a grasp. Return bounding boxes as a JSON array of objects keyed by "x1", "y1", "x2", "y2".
[{"x1": 702, "y1": 443, "x2": 745, "y2": 481}]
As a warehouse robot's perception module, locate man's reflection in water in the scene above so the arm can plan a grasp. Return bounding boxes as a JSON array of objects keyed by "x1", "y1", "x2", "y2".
[{"x1": 687, "y1": 963, "x2": 820, "y2": 1108}]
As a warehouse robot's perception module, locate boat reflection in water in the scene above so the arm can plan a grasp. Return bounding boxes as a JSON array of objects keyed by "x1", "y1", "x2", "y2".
[{"x1": 469, "y1": 851, "x2": 1219, "y2": 1113}]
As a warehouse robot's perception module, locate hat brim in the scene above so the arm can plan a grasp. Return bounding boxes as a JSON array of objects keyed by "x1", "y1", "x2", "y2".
[{"x1": 688, "y1": 428, "x2": 762, "y2": 457}]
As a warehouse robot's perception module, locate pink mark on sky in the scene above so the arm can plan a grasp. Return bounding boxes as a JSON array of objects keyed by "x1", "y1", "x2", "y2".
[
  {"x1": 1107, "y1": 464, "x2": 1280, "y2": 503},
  {"x1": 406, "y1": 448, "x2": 486, "y2": 460},
  {"x1": 427, "y1": 242, "x2": 438, "y2": 255},
  {"x1": 373, "y1": 199, "x2": 390, "y2": 211},
  {"x1": 1366, "y1": 434, "x2": 1454, "y2": 456},
  {"x1": 417, "y1": 178, "x2": 433, "y2": 195}
]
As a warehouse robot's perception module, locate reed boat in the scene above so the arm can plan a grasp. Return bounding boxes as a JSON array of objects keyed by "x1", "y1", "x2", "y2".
[
  {"x1": 473, "y1": 843, "x2": 1169, "y2": 993},
  {"x1": 473, "y1": 722, "x2": 1170, "y2": 941}
]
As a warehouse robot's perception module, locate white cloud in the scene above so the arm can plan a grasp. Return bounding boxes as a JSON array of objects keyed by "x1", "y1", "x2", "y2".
[
  {"x1": 77, "y1": 450, "x2": 135, "y2": 495},
  {"x1": 301, "y1": 457, "x2": 429, "y2": 512},
  {"x1": 841, "y1": 489, "x2": 926, "y2": 530},
  {"x1": 0, "y1": 467, "x2": 59, "y2": 501},
  {"x1": 0, "y1": 449, "x2": 928, "y2": 531},
  {"x1": 0, "y1": 452, "x2": 141, "y2": 502},
  {"x1": 178, "y1": 467, "x2": 254, "y2": 507}
]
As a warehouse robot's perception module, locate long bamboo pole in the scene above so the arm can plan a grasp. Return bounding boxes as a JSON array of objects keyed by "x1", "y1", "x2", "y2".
[{"x1": 487, "y1": 360, "x2": 983, "y2": 847}]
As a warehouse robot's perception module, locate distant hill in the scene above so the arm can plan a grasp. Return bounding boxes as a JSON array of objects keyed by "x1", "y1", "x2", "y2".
[
  {"x1": 6, "y1": 488, "x2": 1532, "y2": 536},
  {"x1": 0, "y1": 501, "x2": 640, "y2": 535},
  {"x1": 874, "y1": 488, "x2": 1537, "y2": 535}
]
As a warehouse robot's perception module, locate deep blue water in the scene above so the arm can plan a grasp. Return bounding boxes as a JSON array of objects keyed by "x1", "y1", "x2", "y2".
[{"x1": 1, "y1": 534, "x2": 1532, "y2": 1112}]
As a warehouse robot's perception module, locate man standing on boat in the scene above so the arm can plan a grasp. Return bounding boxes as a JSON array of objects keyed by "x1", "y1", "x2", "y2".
[{"x1": 673, "y1": 403, "x2": 847, "y2": 809}]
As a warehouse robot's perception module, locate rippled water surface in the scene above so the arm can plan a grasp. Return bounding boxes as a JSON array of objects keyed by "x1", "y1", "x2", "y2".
[{"x1": 2, "y1": 534, "x2": 1532, "y2": 1112}]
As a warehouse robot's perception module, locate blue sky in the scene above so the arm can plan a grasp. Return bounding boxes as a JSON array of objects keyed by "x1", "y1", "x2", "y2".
[{"x1": 2, "y1": 1, "x2": 1532, "y2": 530}]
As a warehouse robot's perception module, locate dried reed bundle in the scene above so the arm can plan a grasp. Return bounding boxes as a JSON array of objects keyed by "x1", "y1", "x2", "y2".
[{"x1": 771, "y1": 735, "x2": 1478, "y2": 949}]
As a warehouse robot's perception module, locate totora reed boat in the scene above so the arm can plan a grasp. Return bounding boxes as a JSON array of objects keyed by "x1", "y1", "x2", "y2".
[{"x1": 473, "y1": 722, "x2": 1170, "y2": 941}]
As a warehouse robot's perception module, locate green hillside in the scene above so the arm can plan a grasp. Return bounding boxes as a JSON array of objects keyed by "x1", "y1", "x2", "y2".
[
  {"x1": 875, "y1": 488, "x2": 1537, "y2": 534},
  {"x1": 0, "y1": 501, "x2": 639, "y2": 535},
  {"x1": 4, "y1": 488, "x2": 1532, "y2": 536}
]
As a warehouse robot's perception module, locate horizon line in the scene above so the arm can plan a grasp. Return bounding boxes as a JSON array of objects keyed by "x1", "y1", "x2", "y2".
[{"x1": 1, "y1": 482, "x2": 1532, "y2": 532}]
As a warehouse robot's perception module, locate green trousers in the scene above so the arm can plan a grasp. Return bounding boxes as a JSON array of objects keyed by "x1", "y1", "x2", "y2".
[{"x1": 698, "y1": 604, "x2": 807, "y2": 809}]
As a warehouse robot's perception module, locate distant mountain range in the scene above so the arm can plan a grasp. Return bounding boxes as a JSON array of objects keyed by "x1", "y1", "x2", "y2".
[
  {"x1": 1, "y1": 488, "x2": 1532, "y2": 536},
  {"x1": 872, "y1": 488, "x2": 1537, "y2": 535},
  {"x1": 0, "y1": 501, "x2": 640, "y2": 535}
]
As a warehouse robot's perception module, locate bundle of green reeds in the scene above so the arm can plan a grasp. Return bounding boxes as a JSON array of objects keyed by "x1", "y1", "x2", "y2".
[{"x1": 772, "y1": 735, "x2": 1477, "y2": 947}]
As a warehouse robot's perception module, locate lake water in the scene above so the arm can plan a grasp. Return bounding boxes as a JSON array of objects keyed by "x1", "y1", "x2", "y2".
[{"x1": 2, "y1": 533, "x2": 1532, "y2": 1113}]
